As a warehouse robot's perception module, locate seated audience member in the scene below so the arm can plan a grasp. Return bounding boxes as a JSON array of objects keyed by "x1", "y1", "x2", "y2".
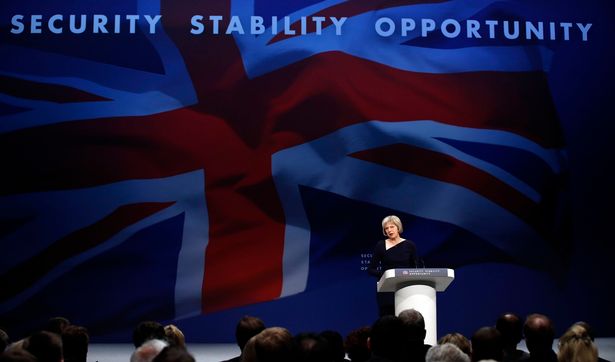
[
  {"x1": 368, "y1": 315, "x2": 406, "y2": 362},
  {"x1": 253, "y1": 327, "x2": 295, "y2": 362},
  {"x1": 572, "y1": 321, "x2": 608, "y2": 362},
  {"x1": 130, "y1": 339, "x2": 168, "y2": 362},
  {"x1": 438, "y1": 333, "x2": 472, "y2": 359},
  {"x1": 133, "y1": 321, "x2": 167, "y2": 348},
  {"x1": 345, "y1": 326, "x2": 371, "y2": 362},
  {"x1": 61, "y1": 325, "x2": 89, "y2": 362},
  {"x1": 398, "y1": 309, "x2": 431, "y2": 362},
  {"x1": 496, "y1": 313, "x2": 528, "y2": 362},
  {"x1": 320, "y1": 330, "x2": 350, "y2": 362},
  {"x1": 1, "y1": 329, "x2": 9, "y2": 352},
  {"x1": 152, "y1": 346, "x2": 196, "y2": 362},
  {"x1": 44, "y1": 317, "x2": 71, "y2": 336},
  {"x1": 295, "y1": 332, "x2": 332, "y2": 362},
  {"x1": 426, "y1": 343, "x2": 471, "y2": 362},
  {"x1": 222, "y1": 316, "x2": 266, "y2": 362},
  {"x1": 557, "y1": 324, "x2": 597, "y2": 362},
  {"x1": 523, "y1": 314, "x2": 557, "y2": 362},
  {"x1": 164, "y1": 325, "x2": 186, "y2": 349},
  {"x1": 23, "y1": 331, "x2": 63, "y2": 362},
  {"x1": 471, "y1": 327, "x2": 503, "y2": 362},
  {"x1": 0, "y1": 349, "x2": 38, "y2": 362}
]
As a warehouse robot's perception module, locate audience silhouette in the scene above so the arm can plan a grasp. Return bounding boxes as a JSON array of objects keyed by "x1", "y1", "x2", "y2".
[
  {"x1": 367, "y1": 315, "x2": 406, "y2": 362},
  {"x1": 320, "y1": 330, "x2": 350, "y2": 362},
  {"x1": 221, "y1": 315, "x2": 266, "y2": 362},
  {"x1": 399, "y1": 308, "x2": 432, "y2": 362},
  {"x1": 132, "y1": 321, "x2": 167, "y2": 349},
  {"x1": 43, "y1": 317, "x2": 70, "y2": 336},
  {"x1": 438, "y1": 333, "x2": 472, "y2": 359},
  {"x1": 571, "y1": 321, "x2": 609, "y2": 362},
  {"x1": 252, "y1": 327, "x2": 295, "y2": 362},
  {"x1": 471, "y1": 326, "x2": 503, "y2": 362},
  {"x1": 557, "y1": 324, "x2": 598, "y2": 362},
  {"x1": 345, "y1": 326, "x2": 371, "y2": 362},
  {"x1": 426, "y1": 343, "x2": 470, "y2": 362},
  {"x1": 0, "y1": 312, "x2": 610, "y2": 362},
  {"x1": 23, "y1": 331, "x2": 63, "y2": 362},
  {"x1": 295, "y1": 332, "x2": 333, "y2": 362},
  {"x1": 496, "y1": 313, "x2": 528, "y2": 362},
  {"x1": 61, "y1": 325, "x2": 89, "y2": 362},
  {"x1": 523, "y1": 313, "x2": 557, "y2": 362}
]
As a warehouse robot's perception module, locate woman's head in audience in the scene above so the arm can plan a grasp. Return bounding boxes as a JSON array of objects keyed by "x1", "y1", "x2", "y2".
[
  {"x1": 438, "y1": 333, "x2": 472, "y2": 358},
  {"x1": 557, "y1": 324, "x2": 597, "y2": 362}
]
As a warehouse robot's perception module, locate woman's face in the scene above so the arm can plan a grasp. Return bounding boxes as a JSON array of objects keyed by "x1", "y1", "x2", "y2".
[{"x1": 384, "y1": 222, "x2": 400, "y2": 239}]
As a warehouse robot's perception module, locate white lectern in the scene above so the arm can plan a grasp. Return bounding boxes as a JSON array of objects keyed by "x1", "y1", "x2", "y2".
[{"x1": 377, "y1": 268, "x2": 455, "y2": 345}]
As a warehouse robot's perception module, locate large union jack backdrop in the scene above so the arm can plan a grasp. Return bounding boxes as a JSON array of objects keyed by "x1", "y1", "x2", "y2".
[{"x1": 1, "y1": 0, "x2": 613, "y2": 341}]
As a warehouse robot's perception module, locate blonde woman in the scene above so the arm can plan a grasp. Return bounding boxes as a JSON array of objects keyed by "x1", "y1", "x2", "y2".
[{"x1": 558, "y1": 324, "x2": 598, "y2": 362}]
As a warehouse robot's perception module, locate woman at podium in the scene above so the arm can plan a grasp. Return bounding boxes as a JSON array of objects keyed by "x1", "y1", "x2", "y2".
[{"x1": 367, "y1": 215, "x2": 417, "y2": 316}]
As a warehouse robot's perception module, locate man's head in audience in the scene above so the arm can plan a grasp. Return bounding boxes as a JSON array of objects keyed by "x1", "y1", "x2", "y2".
[
  {"x1": 471, "y1": 326, "x2": 503, "y2": 362},
  {"x1": 236, "y1": 316, "x2": 266, "y2": 352},
  {"x1": 368, "y1": 315, "x2": 406, "y2": 361},
  {"x1": 62, "y1": 325, "x2": 89, "y2": 362},
  {"x1": 496, "y1": 313, "x2": 523, "y2": 351},
  {"x1": 523, "y1": 313, "x2": 555, "y2": 356},
  {"x1": 398, "y1": 309, "x2": 426, "y2": 343}
]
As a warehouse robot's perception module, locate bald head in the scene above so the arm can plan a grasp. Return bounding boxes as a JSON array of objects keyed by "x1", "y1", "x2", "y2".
[{"x1": 524, "y1": 314, "x2": 555, "y2": 354}]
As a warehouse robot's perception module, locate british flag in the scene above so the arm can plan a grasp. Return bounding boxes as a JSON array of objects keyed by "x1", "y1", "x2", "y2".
[{"x1": 0, "y1": 0, "x2": 569, "y2": 339}]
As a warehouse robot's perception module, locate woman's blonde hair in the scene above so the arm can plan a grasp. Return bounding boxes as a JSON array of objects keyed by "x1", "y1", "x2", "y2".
[
  {"x1": 557, "y1": 324, "x2": 597, "y2": 362},
  {"x1": 381, "y1": 215, "x2": 403, "y2": 236}
]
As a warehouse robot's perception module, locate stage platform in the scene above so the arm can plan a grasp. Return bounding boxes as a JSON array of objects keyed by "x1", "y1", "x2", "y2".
[{"x1": 87, "y1": 340, "x2": 615, "y2": 362}]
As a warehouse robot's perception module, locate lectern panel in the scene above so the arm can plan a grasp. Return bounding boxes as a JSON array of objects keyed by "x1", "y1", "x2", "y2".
[{"x1": 377, "y1": 268, "x2": 455, "y2": 292}]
